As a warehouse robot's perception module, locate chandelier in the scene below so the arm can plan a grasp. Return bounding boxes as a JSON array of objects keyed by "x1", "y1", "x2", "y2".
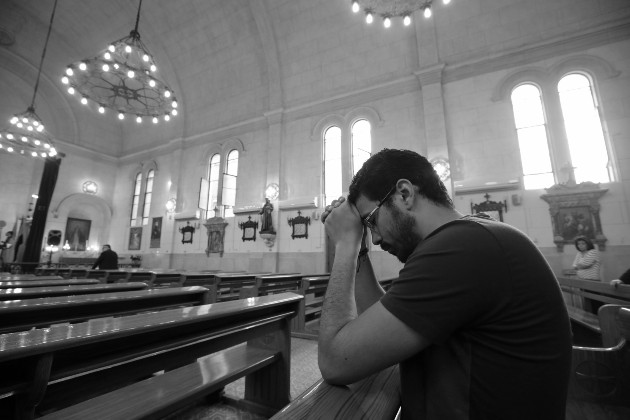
[
  {"x1": 61, "y1": 0, "x2": 178, "y2": 124},
  {"x1": 350, "y1": 0, "x2": 452, "y2": 28},
  {"x1": 0, "y1": 0, "x2": 59, "y2": 159}
]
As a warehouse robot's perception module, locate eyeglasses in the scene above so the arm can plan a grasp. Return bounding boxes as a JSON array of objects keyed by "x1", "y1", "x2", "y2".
[{"x1": 362, "y1": 186, "x2": 396, "y2": 231}]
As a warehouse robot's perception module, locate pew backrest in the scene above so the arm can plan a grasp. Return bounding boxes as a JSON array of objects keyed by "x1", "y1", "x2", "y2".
[
  {"x1": 0, "y1": 286, "x2": 211, "y2": 334},
  {"x1": 0, "y1": 279, "x2": 100, "y2": 288},
  {"x1": 0, "y1": 282, "x2": 148, "y2": 301}
]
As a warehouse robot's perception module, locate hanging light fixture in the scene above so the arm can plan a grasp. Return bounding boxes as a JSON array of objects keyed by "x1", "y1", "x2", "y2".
[
  {"x1": 350, "y1": 0, "x2": 452, "y2": 28},
  {"x1": 0, "y1": 0, "x2": 59, "y2": 159},
  {"x1": 61, "y1": 0, "x2": 178, "y2": 123}
]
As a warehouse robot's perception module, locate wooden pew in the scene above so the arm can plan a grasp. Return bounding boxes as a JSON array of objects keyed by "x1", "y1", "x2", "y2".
[
  {"x1": 0, "y1": 275, "x2": 63, "y2": 281},
  {"x1": 558, "y1": 277, "x2": 630, "y2": 344},
  {"x1": 270, "y1": 366, "x2": 401, "y2": 420},
  {"x1": 103, "y1": 270, "x2": 130, "y2": 283},
  {"x1": 150, "y1": 271, "x2": 185, "y2": 288},
  {"x1": 180, "y1": 272, "x2": 220, "y2": 289},
  {"x1": 68, "y1": 268, "x2": 88, "y2": 279},
  {"x1": 0, "y1": 292, "x2": 302, "y2": 419},
  {"x1": 214, "y1": 272, "x2": 272, "y2": 302},
  {"x1": 0, "y1": 279, "x2": 100, "y2": 288},
  {"x1": 0, "y1": 286, "x2": 211, "y2": 334},
  {"x1": 0, "y1": 282, "x2": 149, "y2": 301},
  {"x1": 568, "y1": 306, "x2": 630, "y2": 407},
  {"x1": 85, "y1": 270, "x2": 108, "y2": 282},
  {"x1": 293, "y1": 275, "x2": 329, "y2": 339}
]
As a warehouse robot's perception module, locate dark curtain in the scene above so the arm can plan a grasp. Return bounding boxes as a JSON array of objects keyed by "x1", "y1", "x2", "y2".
[{"x1": 23, "y1": 157, "x2": 62, "y2": 264}]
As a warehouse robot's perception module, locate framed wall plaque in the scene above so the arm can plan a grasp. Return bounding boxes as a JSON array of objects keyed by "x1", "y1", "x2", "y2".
[{"x1": 287, "y1": 211, "x2": 311, "y2": 239}]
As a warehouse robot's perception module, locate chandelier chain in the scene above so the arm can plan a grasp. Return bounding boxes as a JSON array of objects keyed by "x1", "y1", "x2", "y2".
[{"x1": 30, "y1": 0, "x2": 58, "y2": 109}]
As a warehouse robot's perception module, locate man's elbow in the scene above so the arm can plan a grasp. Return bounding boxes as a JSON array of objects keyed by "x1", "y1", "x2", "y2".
[{"x1": 318, "y1": 352, "x2": 358, "y2": 385}]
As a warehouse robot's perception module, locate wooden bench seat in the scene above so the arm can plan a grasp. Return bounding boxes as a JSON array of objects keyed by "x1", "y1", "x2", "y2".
[
  {"x1": 270, "y1": 366, "x2": 401, "y2": 420},
  {"x1": 150, "y1": 272, "x2": 184, "y2": 288},
  {"x1": 0, "y1": 282, "x2": 148, "y2": 301},
  {"x1": 0, "y1": 286, "x2": 210, "y2": 334},
  {"x1": 40, "y1": 344, "x2": 279, "y2": 420},
  {"x1": 0, "y1": 292, "x2": 302, "y2": 419}
]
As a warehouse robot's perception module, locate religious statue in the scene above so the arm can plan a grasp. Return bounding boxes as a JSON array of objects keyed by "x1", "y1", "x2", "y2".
[{"x1": 259, "y1": 198, "x2": 275, "y2": 233}]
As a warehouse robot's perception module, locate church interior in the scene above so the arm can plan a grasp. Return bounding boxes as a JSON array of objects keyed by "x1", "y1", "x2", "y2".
[{"x1": 1, "y1": 0, "x2": 629, "y2": 418}]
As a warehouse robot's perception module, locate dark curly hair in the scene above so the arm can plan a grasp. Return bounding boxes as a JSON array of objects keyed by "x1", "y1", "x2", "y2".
[
  {"x1": 574, "y1": 236, "x2": 595, "y2": 251},
  {"x1": 348, "y1": 149, "x2": 452, "y2": 209}
]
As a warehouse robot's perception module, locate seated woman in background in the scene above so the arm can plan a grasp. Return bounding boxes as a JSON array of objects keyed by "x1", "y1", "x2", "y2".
[
  {"x1": 610, "y1": 268, "x2": 630, "y2": 287},
  {"x1": 572, "y1": 236, "x2": 601, "y2": 281}
]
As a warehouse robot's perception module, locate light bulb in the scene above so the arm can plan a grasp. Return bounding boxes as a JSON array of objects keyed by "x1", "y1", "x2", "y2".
[
  {"x1": 108, "y1": 44, "x2": 115, "y2": 52},
  {"x1": 50, "y1": 148, "x2": 57, "y2": 156},
  {"x1": 68, "y1": 86, "x2": 75, "y2": 94},
  {"x1": 102, "y1": 64, "x2": 110, "y2": 72},
  {"x1": 7, "y1": 147, "x2": 13, "y2": 152},
  {"x1": 98, "y1": 106, "x2": 105, "y2": 114},
  {"x1": 118, "y1": 112, "x2": 125, "y2": 120},
  {"x1": 61, "y1": 76, "x2": 69, "y2": 84},
  {"x1": 33, "y1": 121, "x2": 39, "y2": 127},
  {"x1": 171, "y1": 109, "x2": 178, "y2": 116},
  {"x1": 37, "y1": 125, "x2": 44, "y2": 132},
  {"x1": 150, "y1": 64, "x2": 157, "y2": 72},
  {"x1": 16, "y1": 122, "x2": 23, "y2": 128},
  {"x1": 10, "y1": 117, "x2": 18, "y2": 124},
  {"x1": 65, "y1": 67, "x2": 73, "y2": 76},
  {"x1": 352, "y1": 1, "x2": 360, "y2": 13},
  {"x1": 424, "y1": 7, "x2": 432, "y2": 18},
  {"x1": 26, "y1": 126, "x2": 33, "y2": 131},
  {"x1": 44, "y1": 143, "x2": 50, "y2": 149},
  {"x1": 136, "y1": 116, "x2": 142, "y2": 123},
  {"x1": 366, "y1": 12, "x2": 373, "y2": 24},
  {"x1": 164, "y1": 114, "x2": 170, "y2": 121},
  {"x1": 79, "y1": 62, "x2": 87, "y2": 71},
  {"x1": 383, "y1": 17, "x2": 391, "y2": 28},
  {"x1": 443, "y1": 0, "x2": 451, "y2": 4},
  {"x1": 172, "y1": 100, "x2": 178, "y2": 108},
  {"x1": 7, "y1": 134, "x2": 13, "y2": 139},
  {"x1": 143, "y1": 54, "x2": 149, "y2": 62},
  {"x1": 41, "y1": 152, "x2": 47, "y2": 157},
  {"x1": 125, "y1": 45, "x2": 132, "y2": 53},
  {"x1": 34, "y1": 140, "x2": 41, "y2": 145},
  {"x1": 104, "y1": 52, "x2": 111, "y2": 60},
  {"x1": 403, "y1": 15, "x2": 411, "y2": 26},
  {"x1": 81, "y1": 97, "x2": 88, "y2": 105},
  {"x1": 152, "y1": 116, "x2": 158, "y2": 124},
  {"x1": 31, "y1": 152, "x2": 37, "y2": 157},
  {"x1": 164, "y1": 90, "x2": 171, "y2": 98},
  {"x1": 21, "y1": 136, "x2": 27, "y2": 142},
  {"x1": 128, "y1": 70, "x2": 135, "y2": 78},
  {"x1": 149, "y1": 79, "x2": 156, "y2": 87}
]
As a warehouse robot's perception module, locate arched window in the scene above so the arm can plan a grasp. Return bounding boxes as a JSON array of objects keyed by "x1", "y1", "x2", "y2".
[
  {"x1": 351, "y1": 119, "x2": 371, "y2": 176},
  {"x1": 324, "y1": 126, "x2": 342, "y2": 206},
  {"x1": 206, "y1": 154, "x2": 220, "y2": 218},
  {"x1": 510, "y1": 84, "x2": 554, "y2": 189},
  {"x1": 222, "y1": 149, "x2": 239, "y2": 218},
  {"x1": 141, "y1": 169, "x2": 154, "y2": 225},
  {"x1": 130, "y1": 172, "x2": 142, "y2": 226},
  {"x1": 558, "y1": 73, "x2": 610, "y2": 183}
]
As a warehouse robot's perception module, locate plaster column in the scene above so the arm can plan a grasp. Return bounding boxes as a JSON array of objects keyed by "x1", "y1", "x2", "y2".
[{"x1": 262, "y1": 108, "x2": 284, "y2": 272}]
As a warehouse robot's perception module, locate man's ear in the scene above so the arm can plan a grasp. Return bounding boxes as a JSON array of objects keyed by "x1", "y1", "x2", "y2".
[{"x1": 395, "y1": 179, "x2": 416, "y2": 210}]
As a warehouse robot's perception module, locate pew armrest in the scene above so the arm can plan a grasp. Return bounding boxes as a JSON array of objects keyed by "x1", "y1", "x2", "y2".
[{"x1": 270, "y1": 365, "x2": 401, "y2": 420}]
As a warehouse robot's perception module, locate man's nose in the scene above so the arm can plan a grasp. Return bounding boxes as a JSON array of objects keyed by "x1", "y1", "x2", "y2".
[{"x1": 371, "y1": 229, "x2": 382, "y2": 245}]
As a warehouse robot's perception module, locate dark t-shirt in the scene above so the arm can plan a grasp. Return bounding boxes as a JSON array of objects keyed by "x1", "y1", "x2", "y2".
[{"x1": 380, "y1": 216, "x2": 572, "y2": 420}]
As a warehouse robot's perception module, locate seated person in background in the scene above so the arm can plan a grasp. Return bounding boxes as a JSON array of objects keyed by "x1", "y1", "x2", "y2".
[
  {"x1": 610, "y1": 268, "x2": 630, "y2": 287},
  {"x1": 319, "y1": 149, "x2": 572, "y2": 420},
  {"x1": 92, "y1": 244, "x2": 119, "y2": 270},
  {"x1": 572, "y1": 236, "x2": 601, "y2": 280}
]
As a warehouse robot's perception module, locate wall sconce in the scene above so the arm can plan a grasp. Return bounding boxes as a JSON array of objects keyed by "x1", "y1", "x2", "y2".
[
  {"x1": 430, "y1": 157, "x2": 450, "y2": 182},
  {"x1": 265, "y1": 183, "x2": 280, "y2": 200},
  {"x1": 82, "y1": 180, "x2": 98, "y2": 195},
  {"x1": 165, "y1": 198, "x2": 177, "y2": 213}
]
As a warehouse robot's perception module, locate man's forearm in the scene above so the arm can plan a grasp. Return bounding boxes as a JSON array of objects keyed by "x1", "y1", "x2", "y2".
[
  {"x1": 355, "y1": 253, "x2": 385, "y2": 314},
  {"x1": 319, "y1": 246, "x2": 358, "y2": 350}
]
